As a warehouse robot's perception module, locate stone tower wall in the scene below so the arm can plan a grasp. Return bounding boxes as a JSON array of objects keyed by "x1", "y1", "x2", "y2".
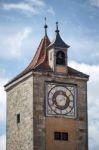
[
  {"x1": 6, "y1": 76, "x2": 33, "y2": 150},
  {"x1": 6, "y1": 71, "x2": 88, "y2": 150},
  {"x1": 33, "y1": 72, "x2": 88, "y2": 150}
]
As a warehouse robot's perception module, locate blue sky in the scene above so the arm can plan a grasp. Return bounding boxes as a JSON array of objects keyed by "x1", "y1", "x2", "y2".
[{"x1": 0, "y1": 0, "x2": 99, "y2": 149}]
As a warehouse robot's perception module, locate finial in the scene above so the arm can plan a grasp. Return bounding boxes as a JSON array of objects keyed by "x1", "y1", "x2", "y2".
[
  {"x1": 44, "y1": 17, "x2": 48, "y2": 36},
  {"x1": 55, "y1": 21, "x2": 59, "y2": 33}
]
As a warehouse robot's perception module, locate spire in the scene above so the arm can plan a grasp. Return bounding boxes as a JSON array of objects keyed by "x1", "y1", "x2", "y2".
[
  {"x1": 55, "y1": 21, "x2": 59, "y2": 33},
  {"x1": 47, "y1": 22, "x2": 70, "y2": 49},
  {"x1": 44, "y1": 17, "x2": 48, "y2": 36}
]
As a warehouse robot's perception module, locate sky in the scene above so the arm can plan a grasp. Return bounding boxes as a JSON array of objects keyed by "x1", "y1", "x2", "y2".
[{"x1": 0, "y1": 0, "x2": 99, "y2": 149}]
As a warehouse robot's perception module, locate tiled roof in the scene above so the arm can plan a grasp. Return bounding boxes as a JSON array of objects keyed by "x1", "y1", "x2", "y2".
[
  {"x1": 33, "y1": 65, "x2": 89, "y2": 78},
  {"x1": 47, "y1": 31, "x2": 70, "y2": 50},
  {"x1": 47, "y1": 22, "x2": 70, "y2": 50},
  {"x1": 4, "y1": 35, "x2": 51, "y2": 87},
  {"x1": 68, "y1": 67, "x2": 89, "y2": 78},
  {"x1": 25, "y1": 35, "x2": 50, "y2": 69},
  {"x1": 4, "y1": 32, "x2": 89, "y2": 87}
]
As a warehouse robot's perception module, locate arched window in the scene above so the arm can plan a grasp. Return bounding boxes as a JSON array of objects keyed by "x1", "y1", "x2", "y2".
[{"x1": 56, "y1": 51, "x2": 65, "y2": 65}]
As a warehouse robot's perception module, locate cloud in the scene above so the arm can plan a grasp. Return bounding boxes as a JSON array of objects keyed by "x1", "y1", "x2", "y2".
[
  {"x1": 0, "y1": 78, "x2": 7, "y2": 123},
  {"x1": 0, "y1": 0, "x2": 55, "y2": 17},
  {"x1": 68, "y1": 36, "x2": 99, "y2": 54},
  {"x1": 47, "y1": 6, "x2": 55, "y2": 15},
  {"x1": 1, "y1": 0, "x2": 45, "y2": 15},
  {"x1": 25, "y1": 0, "x2": 45, "y2": 7},
  {"x1": 0, "y1": 77, "x2": 7, "y2": 150},
  {"x1": 2, "y1": 3, "x2": 36, "y2": 14},
  {"x1": 0, "y1": 134, "x2": 6, "y2": 150},
  {"x1": 66, "y1": 35, "x2": 99, "y2": 64},
  {"x1": 0, "y1": 27, "x2": 32, "y2": 59},
  {"x1": 0, "y1": 69, "x2": 6, "y2": 78},
  {"x1": 69, "y1": 61, "x2": 99, "y2": 150},
  {"x1": 90, "y1": 0, "x2": 99, "y2": 8}
]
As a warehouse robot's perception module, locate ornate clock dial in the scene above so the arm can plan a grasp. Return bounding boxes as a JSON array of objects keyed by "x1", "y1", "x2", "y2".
[
  {"x1": 46, "y1": 83, "x2": 76, "y2": 117},
  {"x1": 52, "y1": 91, "x2": 69, "y2": 110}
]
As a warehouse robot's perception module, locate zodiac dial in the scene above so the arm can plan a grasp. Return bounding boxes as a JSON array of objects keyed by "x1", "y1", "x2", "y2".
[{"x1": 47, "y1": 84, "x2": 76, "y2": 116}]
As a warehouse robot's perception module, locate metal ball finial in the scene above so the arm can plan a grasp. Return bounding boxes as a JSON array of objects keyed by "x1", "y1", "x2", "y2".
[
  {"x1": 44, "y1": 17, "x2": 48, "y2": 36},
  {"x1": 56, "y1": 21, "x2": 58, "y2": 30},
  {"x1": 55, "y1": 21, "x2": 59, "y2": 33}
]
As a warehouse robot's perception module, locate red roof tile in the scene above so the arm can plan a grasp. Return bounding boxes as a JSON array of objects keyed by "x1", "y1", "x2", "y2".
[
  {"x1": 4, "y1": 33, "x2": 89, "y2": 88},
  {"x1": 26, "y1": 35, "x2": 50, "y2": 70},
  {"x1": 4, "y1": 35, "x2": 51, "y2": 87}
]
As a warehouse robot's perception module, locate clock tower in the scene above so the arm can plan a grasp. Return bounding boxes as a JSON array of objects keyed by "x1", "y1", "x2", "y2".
[{"x1": 5, "y1": 22, "x2": 89, "y2": 150}]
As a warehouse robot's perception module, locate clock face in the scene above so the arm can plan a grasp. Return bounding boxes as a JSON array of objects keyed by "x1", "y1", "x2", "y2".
[{"x1": 46, "y1": 83, "x2": 76, "y2": 117}]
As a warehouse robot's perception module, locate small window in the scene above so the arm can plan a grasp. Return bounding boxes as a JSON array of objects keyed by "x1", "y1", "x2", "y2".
[
  {"x1": 62, "y1": 132, "x2": 68, "y2": 141},
  {"x1": 17, "y1": 114, "x2": 20, "y2": 123},
  {"x1": 54, "y1": 132, "x2": 61, "y2": 140},
  {"x1": 54, "y1": 132, "x2": 68, "y2": 141}
]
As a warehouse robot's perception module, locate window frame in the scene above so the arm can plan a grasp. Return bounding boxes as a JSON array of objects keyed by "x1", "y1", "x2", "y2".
[
  {"x1": 17, "y1": 113, "x2": 20, "y2": 124},
  {"x1": 54, "y1": 132, "x2": 68, "y2": 141}
]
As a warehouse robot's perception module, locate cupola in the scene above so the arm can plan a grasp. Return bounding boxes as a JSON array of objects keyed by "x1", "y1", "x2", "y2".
[{"x1": 47, "y1": 22, "x2": 70, "y2": 74}]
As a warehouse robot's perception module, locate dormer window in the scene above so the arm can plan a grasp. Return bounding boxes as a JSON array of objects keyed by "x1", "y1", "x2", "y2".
[{"x1": 56, "y1": 51, "x2": 65, "y2": 65}]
